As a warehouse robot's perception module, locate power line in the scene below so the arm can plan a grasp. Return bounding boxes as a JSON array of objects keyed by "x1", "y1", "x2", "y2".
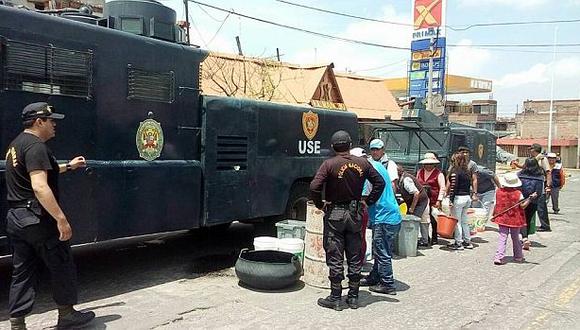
[
  {"x1": 188, "y1": 1, "x2": 580, "y2": 51},
  {"x1": 355, "y1": 59, "x2": 408, "y2": 72},
  {"x1": 196, "y1": 3, "x2": 228, "y2": 23},
  {"x1": 276, "y1": 0, "x2": 580, "y2": 31},
  {"x1": 467, "y1": 47, "x2": 580, "y2": 54},
  {"x1": 206, "y1": 12, "x2": 231, "y2": 46},
  {"x1": 449, "y1": 19, "x2": 580, "y2": 31},
  {"x1": 275, "y1": 0, "x2": 410, "y2": 27},
  {"x1": 449, "y1": 43, "x2": 580, "y2": 48},
  {"x1": 187, "y1": 0, "x2": 410, "y2": 50}
]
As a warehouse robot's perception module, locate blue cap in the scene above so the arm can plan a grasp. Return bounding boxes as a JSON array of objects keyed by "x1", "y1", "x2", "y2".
[{"x1": 369, "y1": 139, "x2": 384, "y2": 149}]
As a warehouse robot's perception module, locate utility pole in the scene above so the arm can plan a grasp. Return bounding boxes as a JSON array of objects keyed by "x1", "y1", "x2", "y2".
[
  {"x1": 184, "y1": 0, "x2": 190, "y2": 45},
  {"x1": 548, "y1": 26, "x2": 558, "y2": 152},
  {"x1": 236, "y1": 36, "x2": 243, "y2": 56},
  {"x1": 576, "y1": 107, "x2": 579, "y2": 169},
  {"x1": 427, "y1": 37, "x2": 434, "y2": 112},
  {"x1": 577, "y1": 93, "x2": 580, "y2": 169}
]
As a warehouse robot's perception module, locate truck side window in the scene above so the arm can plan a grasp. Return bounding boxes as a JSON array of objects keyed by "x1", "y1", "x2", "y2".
[
  {"x1": 127, "y1": 65, "x2": 175, "y2": 103},
  {"x1": 2, "y1": 39, "x2": 93, "y2": 99}
]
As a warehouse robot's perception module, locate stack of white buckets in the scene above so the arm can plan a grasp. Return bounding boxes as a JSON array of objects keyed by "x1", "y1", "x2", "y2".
[{"x1": 253, "y1": 236, "x2": 305, "y2": 263}]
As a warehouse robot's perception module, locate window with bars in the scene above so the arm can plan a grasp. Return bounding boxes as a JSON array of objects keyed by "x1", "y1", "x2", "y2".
[
  {"x1": 216, "y1": 135, "x2": 248, "y2": 171},
  {"x1": 502, "y1": 145, "x2": 515, "y2": 154},
  {"x1": 517, "y1": 146, "x2": 529, "y2": 157},
  {"x1": 2, "y1": 39, "x2": 93, "y2": 99},
  {"x1": 127, "y1": 65, "x2": 175, "y2": 103}
]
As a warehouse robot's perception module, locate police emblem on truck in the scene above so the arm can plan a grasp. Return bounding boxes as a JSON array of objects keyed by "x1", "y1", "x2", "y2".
[
  {"x1": 299, "y1": 110, "x2": 321, "y2": 154},
  {"x1": 136, "y1": 119, "x2": 164, "y2": 161}
]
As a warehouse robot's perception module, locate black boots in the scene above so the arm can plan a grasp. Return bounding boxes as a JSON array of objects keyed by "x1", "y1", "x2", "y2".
[
  {"x1": 360, "y1": 276, "x2": 378, "y2": 287},
  {"x1": 369, "y1": 283, "x2": 397, "y2": 295},
  {"x1": 317, "y1": 281, "x2": 362, "y2": 310},
  {"x1": 346, "y1": 281, "x2": 360, "y2": 309},
  {"x1": 317, "y1": 282, "x2": 346, "y2": 311},
  {"x1": 57, "y1": 305, "x2": 95, "y2": 329},
  {"x1": 9, "y1": 317, "x2": 26, "y2": 330}
]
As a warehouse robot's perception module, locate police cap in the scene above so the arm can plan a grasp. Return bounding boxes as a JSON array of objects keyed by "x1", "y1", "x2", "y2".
[
  {"x1": 331, "y1": 130, "x2": 352, "y2": 146},
  {"x1": 22, "y1": 102, "x2": 65, "y2": 121}
]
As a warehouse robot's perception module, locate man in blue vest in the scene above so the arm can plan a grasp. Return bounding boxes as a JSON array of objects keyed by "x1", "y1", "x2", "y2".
[{"x1": 360, "y1": 155, "x2": 402, "y2": 295}]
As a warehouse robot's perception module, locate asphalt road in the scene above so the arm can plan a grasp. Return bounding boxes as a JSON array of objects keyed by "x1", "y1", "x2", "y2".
[{"x1": 0, "y1": 172, "x2": 579, "y2": 329}]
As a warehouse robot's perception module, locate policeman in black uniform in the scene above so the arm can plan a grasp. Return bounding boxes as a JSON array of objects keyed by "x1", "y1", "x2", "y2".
[
  {"x1": 5, "y1": 102, "x2": 95, "y2": 330},
  {"x1": 310, "y1": 130, "x2": 385, "y2": 310}
]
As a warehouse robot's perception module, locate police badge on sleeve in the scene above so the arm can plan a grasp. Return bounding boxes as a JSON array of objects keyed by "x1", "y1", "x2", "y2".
[{"x1": 136, "y1": 119, "x2": 164, "y2": 161}]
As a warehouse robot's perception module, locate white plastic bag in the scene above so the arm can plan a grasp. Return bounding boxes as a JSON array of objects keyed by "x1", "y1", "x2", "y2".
[
  {"x1": 441, "y1": 197, "x2": 451, "y2": 215},
  {"x1": 431, "y1": 206, "x2": 442, "y2": 218}
]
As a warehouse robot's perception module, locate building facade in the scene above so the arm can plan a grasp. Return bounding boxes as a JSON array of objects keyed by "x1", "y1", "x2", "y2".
[
  {"x1": 446, "y1": 99, "x2": 497, "y2": 132},
  {"x1": 497, "y1": 99, "x2": 580, "y2": 168}
]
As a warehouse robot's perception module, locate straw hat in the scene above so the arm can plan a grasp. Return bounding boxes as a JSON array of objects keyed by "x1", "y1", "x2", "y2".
[
  {"x1": 419, "y1": 152, "x2": 440, "y2": 164},
  {"x1": 499, "y1": 172, "x2": 522, "y2": 188}
]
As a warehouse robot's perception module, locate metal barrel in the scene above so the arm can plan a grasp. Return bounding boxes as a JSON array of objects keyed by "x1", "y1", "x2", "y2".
[{"x1": 303, "y1": 202, "x2": 348, "y2": 288}]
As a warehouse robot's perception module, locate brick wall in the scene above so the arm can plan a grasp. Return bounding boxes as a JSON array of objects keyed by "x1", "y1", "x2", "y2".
[
  {"x1": 515, "y1": 112, "x2": 579, "y2": 139},
  {"x1": 523, "y1": 100, "x2": 580, "y2": 114},
  {"x1": 449, "y1": 113, "x2": 496, "y2": 127}
]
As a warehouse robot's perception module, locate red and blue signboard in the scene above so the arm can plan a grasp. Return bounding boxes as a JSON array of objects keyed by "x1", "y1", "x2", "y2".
[{"x1": 409, "y1": 0, "x2": 447, "y2": 100}]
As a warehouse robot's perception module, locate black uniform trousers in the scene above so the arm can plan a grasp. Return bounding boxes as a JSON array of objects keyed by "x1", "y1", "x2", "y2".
[
  {"x1": 323, "y1": 201, "x2": 363, "y2": 283},
  {"x1": 6, "y1": 208, "x2": 78, "y2": 318}
]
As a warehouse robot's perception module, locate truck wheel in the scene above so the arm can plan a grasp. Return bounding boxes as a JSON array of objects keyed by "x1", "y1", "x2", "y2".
[{"x1": 285, "y1": 182, "x2": 309, "y2": 221}]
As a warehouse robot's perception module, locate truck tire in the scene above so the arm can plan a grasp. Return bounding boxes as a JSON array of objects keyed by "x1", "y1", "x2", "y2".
[
  {"x1": 235, "y1": 249, "x2": 302, "y2": 290},
  {"x1": 285, "y1": 181, "x2": 309, "y2": 221}
]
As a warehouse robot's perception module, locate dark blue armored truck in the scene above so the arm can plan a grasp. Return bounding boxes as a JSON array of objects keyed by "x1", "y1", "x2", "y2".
[{"x1": 0, "y1": 1, "x2": 358, "y2": 256}]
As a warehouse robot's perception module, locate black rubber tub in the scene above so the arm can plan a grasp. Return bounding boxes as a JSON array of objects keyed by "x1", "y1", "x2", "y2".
[{"x1": 235, "y1": 249, "x2": 302, "y2": 290}]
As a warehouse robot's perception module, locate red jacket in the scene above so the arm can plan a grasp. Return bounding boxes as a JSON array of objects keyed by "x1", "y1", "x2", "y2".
[
  {"x1": 417, "y1": 168, "x2": 441, "y2": 206},
  {"x1": 493, "y1": 188, "x2": 526, "y2": 228}
]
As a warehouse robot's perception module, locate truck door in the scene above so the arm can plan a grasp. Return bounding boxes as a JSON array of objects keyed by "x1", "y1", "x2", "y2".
[{"x1": 202, "y1": 96, "x2": 255, "y2": 225}]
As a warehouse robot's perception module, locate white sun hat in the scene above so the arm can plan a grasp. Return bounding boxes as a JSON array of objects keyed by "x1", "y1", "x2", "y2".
[
  {"x1": 419, "y1": 152, "x2": 440, "y2": 164},
  {"x1": 499, "y1": 172, "x2": 522, "y2": 188}
]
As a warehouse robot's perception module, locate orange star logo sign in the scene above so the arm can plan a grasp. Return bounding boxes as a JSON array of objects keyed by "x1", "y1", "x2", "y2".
[{"x1": 414, "y1": 0, "x2": 443, "y2": 30}]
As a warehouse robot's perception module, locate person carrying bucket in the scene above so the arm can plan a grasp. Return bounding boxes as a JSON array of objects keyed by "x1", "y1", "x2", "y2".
[
  {"x1": 446, "y1": 151, "x2": 478, "y2": 250},
  {"x1": 310, "y1": 131, "x2": 385, "y2": 311},
  {"x1": 492, "y1": 173, "x2": 536, "y2": 265},
  {"x1": 396, "y1": 165, "x2": 430, "y2": 247},
  {"x1": 417, "y1": 152, "x2": 446, "y2": 245}
]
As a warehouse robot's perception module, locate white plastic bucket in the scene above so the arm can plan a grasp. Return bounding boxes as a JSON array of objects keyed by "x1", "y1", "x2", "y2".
[
  {"x1": 253, "y1": 236, "x2": 279, "y2": 251},
  {"x1": 278, "y1": 238, "x2": 305, "y2": 263}
]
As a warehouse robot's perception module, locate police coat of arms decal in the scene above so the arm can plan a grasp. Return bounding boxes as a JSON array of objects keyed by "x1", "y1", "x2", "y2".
[{"x1": 136, "y1": 119, "x2": 164, "y2": 161}]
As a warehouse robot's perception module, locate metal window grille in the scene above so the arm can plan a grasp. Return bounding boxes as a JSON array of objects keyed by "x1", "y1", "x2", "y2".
[
  {"x1": 127, "y1": 65, "x2": 175, "y2": 103},
  {"x1": 2, "y1": 39, "x2": 93, "y2": 99},
  {"x1": 216, "y1": 135, "x2": 248, "y2": 171}
]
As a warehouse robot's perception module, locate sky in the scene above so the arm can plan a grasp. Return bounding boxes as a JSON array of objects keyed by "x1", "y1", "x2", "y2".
[{"x1": 160, "y1": 0, "x2": 580, "y2": 117}]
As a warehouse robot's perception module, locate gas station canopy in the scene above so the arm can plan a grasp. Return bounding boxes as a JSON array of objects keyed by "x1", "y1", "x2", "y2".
[{"x1": 383, "y1": 75, "x2": 493, "y2": 98}]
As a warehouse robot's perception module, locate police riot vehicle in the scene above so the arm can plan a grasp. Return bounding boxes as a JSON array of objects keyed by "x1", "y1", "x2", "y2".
[{"x1": 0, "y1": 0, "x2": 358, "y2": 256}]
